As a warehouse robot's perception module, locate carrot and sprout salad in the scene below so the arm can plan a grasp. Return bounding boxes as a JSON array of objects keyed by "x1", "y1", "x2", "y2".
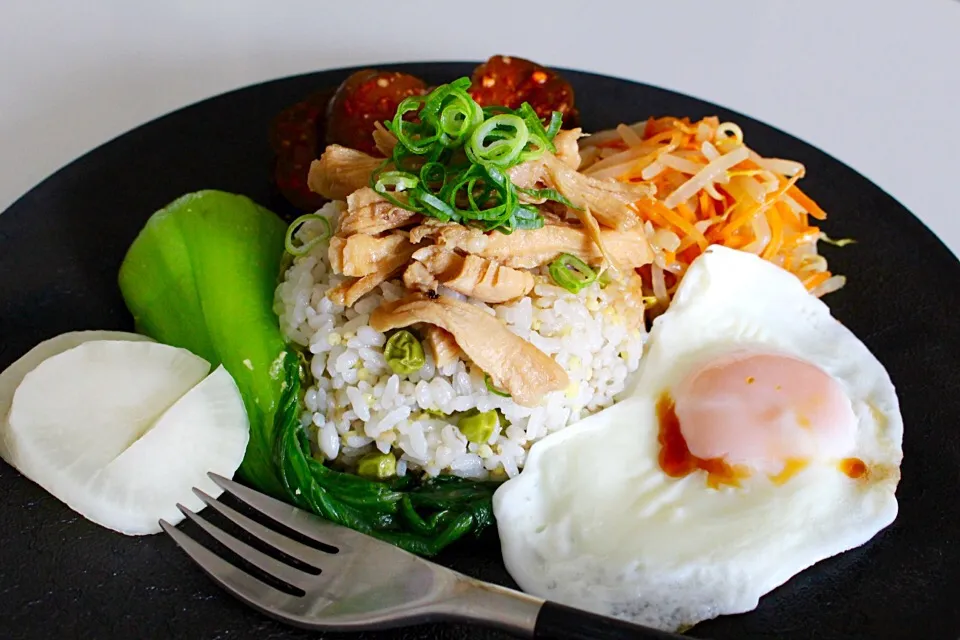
[{"x1": 579, "y1": 116, "x2": 845, "y2": 305}]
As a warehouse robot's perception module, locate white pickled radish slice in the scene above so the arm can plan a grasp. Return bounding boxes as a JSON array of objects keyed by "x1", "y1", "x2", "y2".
[
  {"x1": 0, "y1": 331, "x2": 154, "y2": 464},
  {"x1": 6, "y1": 340, "x2": 248, "y2": 535},
  {"x1": 9, "y1": 340, "x2": 210, "y2": 478},
  {"x1": 78, "y1": 366, "x2": 249, "y2": 534}
]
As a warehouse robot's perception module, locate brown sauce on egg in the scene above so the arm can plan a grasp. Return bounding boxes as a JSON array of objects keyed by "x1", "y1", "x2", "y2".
[{"x1": 657, "y1": 395, "x2": 750, "y2": 488}]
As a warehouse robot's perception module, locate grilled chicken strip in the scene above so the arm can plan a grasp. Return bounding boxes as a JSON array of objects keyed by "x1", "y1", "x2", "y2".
[
  {"x1": 509, "y1": 149, "x2": 652, "y2": 230},
  {"x1": 337, "y1": 187, "x2": 420, "y2": 236},
  {"x1": 424, "y1": 326, "x2": 462, "y2": 368},
  {"x1": 370, "y1": 294, "x2": 569, "y2": 406},
  {"x1": 329, "y1": 232, "x2": 411, "y2": 278},
  {"x1": 308, "y1": 145, "x2": 383, "y2": 201},
  {"x1": 326, "y1": 236, "x2": 418, "y2": 307},
  {"x1": 404, "y1": 246, "x2": 534, "y2": 303},
  {"x1": 409, "y1": 222, "x2": 652, "y2": 271}
]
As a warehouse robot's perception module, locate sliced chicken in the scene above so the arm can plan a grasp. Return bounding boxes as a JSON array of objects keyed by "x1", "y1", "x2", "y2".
[
  {"x1": 326, "y1": 238, "x2": 418, "y2": 307},
  {"x1": 402, "y1": 260, "x2": 440, "y2": 294},
  {"x1": 424, "y1": 326, "x2": 462, "y2": 368},
  {"x1": 508, "y1": 150, "x2": 652, "y2": 230},
  {"x1": 403, "y1": 246, "x2": 534, "y2": 303},
  {"x1": 308, "y1": 145, "x2": 383, "y2": 201},
  {"x1": 329, "y1": 232, "x2": 411, "y2": 278},
  {"x1": 571, "y1": 205, "x2": 616, "y2": 276},
  {"x1": 403, "y1": 246, "x2": 461, "y2": 293},
  {"x1": 410, "y1": 222, "x2": 652, "y2": 271},
  {"x1": 370, "y1": 295, "x2": 568, "y2": 406},
  {"x1": 338, "y1": 188, "x2": 421, "y2": 236},
  {"x1": 411, "y1": 245, "x2": 462, "y2": 279},
  {"x1": 510, "y1": 129, "x2": 583, "y2": 190},
  {"x1": 410, "y1": 219, "x2": 459, "y2": 245},
  {"x1": 372, "y1": 122, "x2": 397, "y2": 157},
  {"x1": 554, "y1": 128, "x2": 584, "y2": 170},
  {"x1": 444, "y1": 254, "x2": 535, "y2": 303}
]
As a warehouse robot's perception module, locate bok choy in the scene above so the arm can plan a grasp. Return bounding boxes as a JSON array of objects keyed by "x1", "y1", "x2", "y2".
[{"x1": 119, "y1": 190, "x2": 496, "y2": 554}]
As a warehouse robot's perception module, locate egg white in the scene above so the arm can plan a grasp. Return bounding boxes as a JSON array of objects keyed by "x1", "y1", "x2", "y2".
[{"x1": 493, "y1": 245, "x2": 903, "y2": 631}]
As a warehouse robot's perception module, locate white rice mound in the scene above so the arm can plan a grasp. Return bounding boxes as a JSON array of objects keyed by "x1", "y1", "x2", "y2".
[{"x1": 275, "y1": 202, "x2": 647, "y2": 481}]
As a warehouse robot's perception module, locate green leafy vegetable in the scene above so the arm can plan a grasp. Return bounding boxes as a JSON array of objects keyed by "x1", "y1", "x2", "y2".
[
  {"x1": 119, "y1": 190, "x2": 498, "y2": 555},
  {"x1": 119, "y1": 190, "x2": 290, "y2": 496},
  {"x1": 549, "y1": 253, "x2": 598, "y2": 293},
  {"x1": 277, "y1": 351, "x2": 497, "y2": 555},
  {"x1": 371, "y1": 77, "x2": 569, "y2": 234}
]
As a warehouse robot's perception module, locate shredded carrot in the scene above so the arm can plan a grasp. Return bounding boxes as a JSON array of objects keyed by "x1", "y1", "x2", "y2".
[
  {"x1": 678, "y1": 244, "x2": 701, "y2": 264},
  {"x1": 699, "y1": 191, "x2": 715, "y2": 218},
  {"x1": 676, "y1": 201, "x2": 697, "y2": 223},
  {"x1": 762, "y1": 207, "x2": 784, "y2": 260},
  {"x1": 725, "y1": 234, "x2": 753, "y2": 250},
  {"x1": 637, "y1": 199, "x2": 709, "y2": 250},
  {"x1": 646, "y1": 130, "x2": 680, "y2": 146},
  {"x1": 802, "y1": 271, "x2": 831, "y2": 291},
  {"x1": 775, "y1": 199, "x2": 802, "y2": 230},
  {"x1": 786, "y1": 185, "x2": 827, "y2": 220}
]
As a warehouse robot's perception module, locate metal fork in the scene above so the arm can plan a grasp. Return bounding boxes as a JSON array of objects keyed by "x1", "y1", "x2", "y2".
[{"x1": 160, "y1": 473, "x2": 689, "y2": 639}]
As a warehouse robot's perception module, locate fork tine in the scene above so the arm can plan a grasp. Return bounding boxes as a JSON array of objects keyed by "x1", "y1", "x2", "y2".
[
  {"x1": 159, "y1": 519, "x2": 303, "y2": 617},
  {"x1": 192, "y1": 488, "x2": 330, "y2": 570},
  {"x1": 176, "y1": 504, "x2": 315, "y2": 591},
  {"x1": 208, "y1": 473, "x2": 360, "y2": 551}
]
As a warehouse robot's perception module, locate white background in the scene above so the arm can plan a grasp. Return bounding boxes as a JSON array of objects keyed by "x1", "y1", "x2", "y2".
[{"x1": 2, "y1": 0, "x2": 958, "y2": 255}]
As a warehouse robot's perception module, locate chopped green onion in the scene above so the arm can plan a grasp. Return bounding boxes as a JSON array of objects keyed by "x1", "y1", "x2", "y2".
[
  {"x1": 512, "y1": 205, "x2": 545, "y2": 231},
  {"x1": 390, "y1": 96, "x2": 437, "y2": 154},
  {"x1": 375, "y1": 170, "x2": 419, "y2": 193},
  {"x1": 371, "y1": 78, "x2": 569, "y2": 234},
  {"x1": 417, "y1": 191, "x2": 456, "y2": 222},
  {"x1": 284, "y1": 214, "x2": 332, "y2": 257},
  {"x1": 484, "y1": 374, "x2": 511, "y2": 398},
  {"x1": 384, "y1": 330, "x2": 426, "y2": 375},
  {"x1": 549, "y1": 253, "x2": 598, "y2": 293},
  {"x1": 467, "y1": 114, "x2": 529, "y2": 168},
  {"x1": 545, "y1": 111, "x2": 563, "y2": 139},
  {"x1": 419, "y1": 162, "x2": 447, "y2": 189},
  {"x1": 517, "y1": 186, "x2": 579, "y2": 210},
  {"x1": 515, "y1": 102, "x2": 556, "y2": 155}
]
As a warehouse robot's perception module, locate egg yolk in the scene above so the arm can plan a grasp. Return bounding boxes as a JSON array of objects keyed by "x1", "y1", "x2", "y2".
[{"x1": 669, "y1": 351, "x2": 857, "y2": 476}]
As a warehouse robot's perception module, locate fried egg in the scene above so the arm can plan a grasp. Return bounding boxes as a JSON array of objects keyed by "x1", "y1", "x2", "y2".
[{"x1": 493, "y1": 245, "x2": 903, "y2": 631}]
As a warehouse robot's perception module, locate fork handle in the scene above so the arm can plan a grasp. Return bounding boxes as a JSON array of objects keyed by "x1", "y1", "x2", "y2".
[{"x1": 533, "y1": 601, "x2": 690, "y2": 639}]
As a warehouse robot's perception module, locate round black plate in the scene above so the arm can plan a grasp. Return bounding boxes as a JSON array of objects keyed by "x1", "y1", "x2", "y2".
[{"x1": 1, "y1": 62, "x2": 958, "y2": 640}]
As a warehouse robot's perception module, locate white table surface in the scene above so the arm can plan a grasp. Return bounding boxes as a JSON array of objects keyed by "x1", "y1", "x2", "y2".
[{"x1": 2, "y1": 0, "x2": 958, "y2": 256}]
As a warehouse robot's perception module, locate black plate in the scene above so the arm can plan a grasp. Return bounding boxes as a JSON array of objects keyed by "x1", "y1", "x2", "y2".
[{"x1": 1, "y1": 62, "x2": 958, "y2": 640}]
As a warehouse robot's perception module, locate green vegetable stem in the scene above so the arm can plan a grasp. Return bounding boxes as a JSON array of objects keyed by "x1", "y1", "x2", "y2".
[
  {"x1": 119, "y1": 191, "x2": 290, "y2": 497},
  {"x1": 119, "y1": 190, "x2": 499, "y2": 555}
]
